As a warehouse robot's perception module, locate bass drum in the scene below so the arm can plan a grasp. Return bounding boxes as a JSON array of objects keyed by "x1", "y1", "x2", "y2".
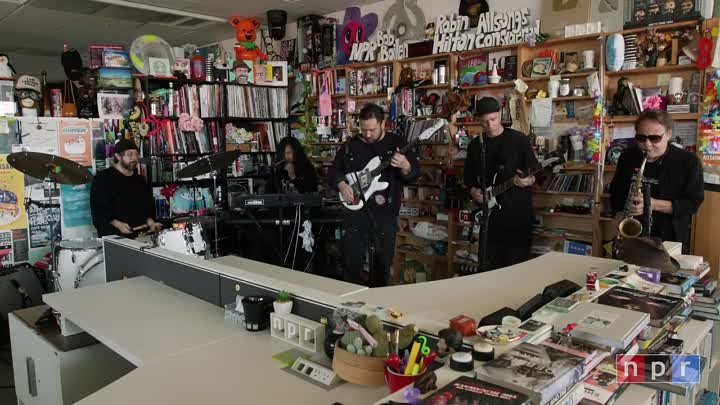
[
  {"x1": 158, "y1": 223, "x2": 207, "y2": 257},
  {"x1": 56, "y1": 239, "x2": 105, "y2": 291}
]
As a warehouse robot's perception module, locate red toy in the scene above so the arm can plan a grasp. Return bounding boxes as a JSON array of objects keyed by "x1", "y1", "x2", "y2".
[
  {"x1": 449, "y1": 315, "x2": 476, "y2": 337},
  {"x1": 229, "y1": 16, "x2": 267, "y2": 63}
]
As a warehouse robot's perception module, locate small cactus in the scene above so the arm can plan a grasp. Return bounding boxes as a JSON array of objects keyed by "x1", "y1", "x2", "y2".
[
  {"x1": 346, "y1": 343, "x2": 357, "y2": 353},
  {"x1": 365, "y1": 315, "x2": 383, "y2": 335},
  {"x1": 353, "y1": 336, "x2": 364, "y2": 349}
]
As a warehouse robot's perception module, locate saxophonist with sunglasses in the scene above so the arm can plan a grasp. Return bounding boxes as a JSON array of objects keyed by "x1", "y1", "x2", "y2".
[{"x1": 609, "y1": 110, "x2": 704, "y2": 252}]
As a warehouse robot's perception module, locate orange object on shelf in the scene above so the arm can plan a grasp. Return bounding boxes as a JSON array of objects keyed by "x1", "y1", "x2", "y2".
[{"x1": 449, "y1": 315, "x2": 476, "y2": 337}]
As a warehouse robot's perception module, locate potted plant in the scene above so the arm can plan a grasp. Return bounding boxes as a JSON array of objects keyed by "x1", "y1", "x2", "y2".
[{"x1": 273, "y1": 290, "x2": 293, "y2": 314}]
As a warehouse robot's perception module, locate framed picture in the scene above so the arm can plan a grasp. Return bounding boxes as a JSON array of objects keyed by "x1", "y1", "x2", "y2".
[
  {"x1": 149, "y1": 57, "x2": 172, "y2": 78},
  {"x1": 97, "y1": 93, "x2": 132, "y2": 119},
  {"x1": 103, "y1": 50, "x2": 129, "y2": 68},
  {"x1": 173, "y1": 58, "x2": 191, "y2": 79},
  {"x1": 531, "y1": 58, "x2": 552, "y2": 77},
  {"x1": 234, "y1": 60, "x2": 254, "y2": 84},
  {"x1": 268, "y1": 61, "x2": 288, "y2": 86}
]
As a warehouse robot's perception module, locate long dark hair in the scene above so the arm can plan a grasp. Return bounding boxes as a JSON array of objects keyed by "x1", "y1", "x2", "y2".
[{"x1": 276, "y1": 136, "x2": 312, "y2": 174}]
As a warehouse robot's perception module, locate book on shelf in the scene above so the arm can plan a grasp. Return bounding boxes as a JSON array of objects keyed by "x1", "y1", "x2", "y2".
[
  {"x1": 596, "y1": 286, "x2": 684, "y2": 328},
  {"x1": 552, "y1": 302, "x2": 650, "y2": 350},
  {"x1": 149, "y1": 120, "x2": 220, "y2": 155},
  {"x1": 543, "y1": 173, "x2": 594, "y2": 193},
  {"x1": 475, "y1": 342, "x2": 585, "y2": 405},
  {"x1": 581, "y1": 360, "x2": 626, "y2": 405},
  {"x1": 420, "y1": 376, "x2": 531, "y2": 405},
  {"x1": 226, "y1": 85, "x2": 288, "y2": 118}
]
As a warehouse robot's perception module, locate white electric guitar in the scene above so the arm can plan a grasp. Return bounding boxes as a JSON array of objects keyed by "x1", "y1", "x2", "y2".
[{"x1": 341, "y1": 119, "x2": 447, "y2": 210}]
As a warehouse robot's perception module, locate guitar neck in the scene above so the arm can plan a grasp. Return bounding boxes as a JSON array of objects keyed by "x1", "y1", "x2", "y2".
[
  {"x1": 369, "y1": 141, "x2": 416, "y2": 178},
  {"x1": 491, "y1": 166, "x2": 543, "y2": 196}
]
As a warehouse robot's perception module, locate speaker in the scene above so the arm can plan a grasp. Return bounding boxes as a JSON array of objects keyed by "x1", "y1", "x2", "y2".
[{"x1": 267, "y1": 10, "x2": 287, "y2": 41}]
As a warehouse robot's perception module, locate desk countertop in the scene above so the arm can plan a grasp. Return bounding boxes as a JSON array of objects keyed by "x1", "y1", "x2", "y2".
[
  {"x1": 43, "y1": 277, "x2": 243, "y2": 367},
  {"x1": 76, "y1": 333, "x2": 388, "y2": 405}
]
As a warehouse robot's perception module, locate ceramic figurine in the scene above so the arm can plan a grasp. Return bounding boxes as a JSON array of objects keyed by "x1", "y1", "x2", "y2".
[
  {"x1": 15, "y1": 75, "x2": 42, "y2": 117},
  {"x1": 230, "y1": 17, "x2": 267, "y2": 64},
  {"x1": 436, "y1": 328, "x2": 463, "y2": 359},
  {"x1": 0, "y1": 54, "x2": 16, "y2": 78}
]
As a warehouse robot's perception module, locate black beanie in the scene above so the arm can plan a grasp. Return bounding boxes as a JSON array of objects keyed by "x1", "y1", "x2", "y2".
[
  {"x1": 475, "y1": 97, "x2": 500, "y2": 115},
  {"x1": 114, "y1": 139, "x2": 139, "y2": 155}
]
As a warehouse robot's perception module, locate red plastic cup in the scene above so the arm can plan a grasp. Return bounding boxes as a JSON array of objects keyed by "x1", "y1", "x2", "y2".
[{"x1": 384, "y1": 365, "x2": 426, "y2": 393}]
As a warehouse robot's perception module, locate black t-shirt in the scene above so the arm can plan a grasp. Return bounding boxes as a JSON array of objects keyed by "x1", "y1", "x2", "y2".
[
  {"x1": 609, "y1": 144, "x2": 704, "y2": 249},
  {"x1": 464, "y1": 128, "x2": 538, "y2": 228},
  {"x1": 90, "y1": 166, "x2": 155, "y2": 237},
  {"x1": 328, "y1": 132, "x2": 420, "y2": 220},
  {"x1": 267, "y1": 164, "x2": 318, "y2": 194}
]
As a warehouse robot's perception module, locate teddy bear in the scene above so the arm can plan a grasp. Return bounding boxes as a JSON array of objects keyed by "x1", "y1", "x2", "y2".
[{"x1": 229, "y1": 17, "x2": 267, "y2": 64}]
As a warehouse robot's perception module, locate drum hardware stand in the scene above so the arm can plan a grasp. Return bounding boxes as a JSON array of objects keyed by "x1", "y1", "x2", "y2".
[{"x1": 44, "y1": 177, "x2": 62, "y2": 292}]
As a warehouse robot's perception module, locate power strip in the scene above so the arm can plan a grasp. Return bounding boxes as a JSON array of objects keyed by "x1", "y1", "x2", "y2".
[{"x1": 287, "y1": 357, "x2": 343, "y2": 390}]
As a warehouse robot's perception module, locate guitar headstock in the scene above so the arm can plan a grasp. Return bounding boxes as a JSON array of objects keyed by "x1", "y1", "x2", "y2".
[{"x1": 417, "y1": 118, "x2": 447, "y2": 141}]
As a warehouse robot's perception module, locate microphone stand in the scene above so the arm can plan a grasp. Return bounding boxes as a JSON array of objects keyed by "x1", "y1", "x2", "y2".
[{"x1": 476, "y1": 132, "x2": 490, "y2": 272}]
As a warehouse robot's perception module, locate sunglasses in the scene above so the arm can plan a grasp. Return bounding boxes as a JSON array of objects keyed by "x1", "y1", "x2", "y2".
[{"x1": 635, "y1": 133, "x2": 665, "y2": 144}]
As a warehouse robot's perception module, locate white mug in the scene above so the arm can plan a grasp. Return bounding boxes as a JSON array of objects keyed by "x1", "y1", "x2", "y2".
[
  {"x1": 582, "y1": 50, "x2": 595, "y2": 69},
  {"x1": 502, "y1": 316, "x2": 522, "y2": 328}
]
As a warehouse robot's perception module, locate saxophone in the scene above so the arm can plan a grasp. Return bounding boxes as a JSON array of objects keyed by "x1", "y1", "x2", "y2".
[{"x1": 618, "y1": 153, "x2": 648, "y2": 238}]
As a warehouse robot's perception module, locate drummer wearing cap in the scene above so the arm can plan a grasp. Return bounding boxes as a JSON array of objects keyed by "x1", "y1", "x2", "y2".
[
  {"x1": 90, "y1": 139, "x2": 162, "y2": 237},
  {"x1": 463, "y1": 96, "x2": 538, "y2": 270}
]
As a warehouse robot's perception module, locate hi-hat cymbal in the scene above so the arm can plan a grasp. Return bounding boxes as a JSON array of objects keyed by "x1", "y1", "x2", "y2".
[
  {"x1": 7, "y1": 152, "x2": 92, "y2": 185},
  {"x1": 176, "y1": 150, "x2": 242, "y2": 179}
]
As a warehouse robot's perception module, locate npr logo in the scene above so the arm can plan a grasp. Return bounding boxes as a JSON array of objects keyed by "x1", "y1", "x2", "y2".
[{"x1": 616, "y1": 355, "x2": 701, "y2": 384}]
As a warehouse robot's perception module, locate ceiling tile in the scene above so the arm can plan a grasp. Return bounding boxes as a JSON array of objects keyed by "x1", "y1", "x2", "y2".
[{"x1": 0, "y1": 3, "x2": 20, "y2": 20}]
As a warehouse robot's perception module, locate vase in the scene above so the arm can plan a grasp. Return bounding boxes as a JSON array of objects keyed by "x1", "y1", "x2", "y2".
[
  {"x1": 273, "y1": 300, "x2": 293, "y2": 315},
  {"x1": 324, "y1": 330, "x2": 345, "y2": 359},
  {"x1": 646, "y1": 50, "x2": 658, "y2": 68}
]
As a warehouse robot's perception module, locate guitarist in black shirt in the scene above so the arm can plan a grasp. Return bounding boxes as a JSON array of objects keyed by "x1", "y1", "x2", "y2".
[
  {"x1": 464, "y1": 97, "x2": 538, "y2": 270},
  {"x1": 328, "y1": 104, "x2": 420, "y2": 286}
]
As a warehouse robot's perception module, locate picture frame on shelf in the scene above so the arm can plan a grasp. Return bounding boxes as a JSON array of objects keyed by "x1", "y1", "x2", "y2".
[
  {"x1": 149, "y1": 57, "x2": 172, "y2": 78},
  {"x1": 235, "y1": 60, "x2": 254, "y2": 84},
  {"x1": 173, "y1": 58, "x2": 191, "y2": 79},
  {"x1": 269, "y1": 61, "x2": 289, "y2": 87},
  {"x1": 103, "y1": 50, "x2": 129, "y2": 68},
  {"x1": 531, "y1": 58, "x2": 552, "y2": 77},
  {"x1": 97, "y1": 92, "x2": 132, "y2": 120}
]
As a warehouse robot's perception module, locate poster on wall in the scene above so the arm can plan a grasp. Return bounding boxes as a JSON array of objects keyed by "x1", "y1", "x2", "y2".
[
  {"x1": 0, "y1": 154, "x2": 28, "y2": 232},
  {"x1": 11, "y1": 118, "x2": 58, "y2": 155},
  {"x1": 26, "y1": 183, "x2": 60, "y2": 248},
  {"x1": 60, "y1": 183, "x2": 93, "y2": 239},
  {"x1": 0, "y1": 231, "x2": 12, "y2": 266},
  {"x1": 12, "y1": 228, "x2": 28, "y2": 262},
  {"x1": 58, "y1": 119, "x2": 93, "y2": 167}
]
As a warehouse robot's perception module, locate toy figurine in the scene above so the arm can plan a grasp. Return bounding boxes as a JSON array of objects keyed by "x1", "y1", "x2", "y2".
[
  {"x1": 15, "y1": 75, "x2": 41, "y2": 117},
  {"x1": 0, "y1": 54, "x2": 16, "y2": 78},
  {"x1": 398, "y1": 64, "x2": 413, "y2": 87},
  {"x1": 436, "y1": 328, "x2": 463, "y2": 359},
  {"x1": 230, "y1": 17, "x2": 267, "y2": 64},
  {"x1": 413, "y1": 370, "x2": 438, "y2": 394}
]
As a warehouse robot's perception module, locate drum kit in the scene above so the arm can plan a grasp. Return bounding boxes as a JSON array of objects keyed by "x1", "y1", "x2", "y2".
[
  {"x1": 7, "y1": 151, "x2": 101, "y2": 293},
  {"x1": 6, "y1": 149, "x2": 241, "y2": 289}
]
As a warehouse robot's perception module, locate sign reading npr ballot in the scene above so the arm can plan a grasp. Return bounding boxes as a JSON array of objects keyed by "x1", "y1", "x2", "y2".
[
  {"x1": 349, "y1": 31, "x2": 408, "y2": 63},
  {"x1": 432, "y1": 9, "x2": 540, "y2": 54}
]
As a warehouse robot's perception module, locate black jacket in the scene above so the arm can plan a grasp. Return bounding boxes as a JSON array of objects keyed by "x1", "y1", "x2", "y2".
[
  {"x1": 328, "y1": 132, "x2": 420, "y2": 220},
  {"x1": 464, "y1": 128, "x2": 538, "y2": 228},
  {"x1": 610, "y1": 144, "x2": 704, "y2": 249}
]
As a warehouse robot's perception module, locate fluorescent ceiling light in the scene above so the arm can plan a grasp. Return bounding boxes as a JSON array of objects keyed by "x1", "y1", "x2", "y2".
[
  {"x1": 89, "y1": 0, "x2": 226, "y2": 23},
  {"x1": 0, "y1": 0, "x2": 29, "y2": 4}
]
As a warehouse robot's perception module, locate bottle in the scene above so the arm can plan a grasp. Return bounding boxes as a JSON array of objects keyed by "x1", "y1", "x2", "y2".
[
  {"x1": 191, "y1": 51, "x2": 204, "y2": 82},
  {"x1": 168, "y1": 82, "x2": 175, "y2": 117},
  {"x1": 41, "y1": 71, "x2": 51, "y2": 117},
  {"x1": 205, "y1": 53, "x2": 215, "y2": 82}
]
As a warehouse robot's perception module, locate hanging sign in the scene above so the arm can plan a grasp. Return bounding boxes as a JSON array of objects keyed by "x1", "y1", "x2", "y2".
[
  {"x1": 349, "y1": 31, "x2": 409, "y2": 63},
  {"x1": 432, "y1": 9, "x2": 540, "y2": 54}
]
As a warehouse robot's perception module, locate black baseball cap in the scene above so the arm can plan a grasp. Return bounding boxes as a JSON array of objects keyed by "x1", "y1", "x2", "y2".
[
  {"x1": 476, "y1": 97, "x2": 501, "y2": 115},
  {"x1": 114, "y1": 139, "x2": 139, "y2": 155}
]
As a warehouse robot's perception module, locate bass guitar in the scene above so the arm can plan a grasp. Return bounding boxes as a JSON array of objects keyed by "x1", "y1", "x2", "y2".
[{"x1": 341, "y1": 119, "x2": 446, "y2": 210}]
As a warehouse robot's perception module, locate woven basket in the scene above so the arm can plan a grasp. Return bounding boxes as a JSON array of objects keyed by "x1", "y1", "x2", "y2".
[{"x1": 332, "y1": 343, "x2": 386, "y2": 386}]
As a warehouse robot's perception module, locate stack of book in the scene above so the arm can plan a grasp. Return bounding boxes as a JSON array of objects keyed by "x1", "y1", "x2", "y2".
[{"x1": 475, "y1": 342, "x2": 585, "y2": 405}]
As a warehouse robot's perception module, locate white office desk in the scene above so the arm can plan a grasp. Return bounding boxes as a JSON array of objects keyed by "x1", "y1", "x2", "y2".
[
  {"x1": 76, "y1": 333, "x2": 387, "y2": 405},
  {"x1": 43, "y1": 277, "x2": 243, "y2": 367},
  {"x1": 344, "y1": 252, "x2": 623, "y2": 334}
]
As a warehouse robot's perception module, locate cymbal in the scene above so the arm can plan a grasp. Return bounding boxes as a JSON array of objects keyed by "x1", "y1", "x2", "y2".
[
  {"x1": 176, "y1": 150, "x2": 242, "y2": 179},
  {"x1": 7, "y1": 152, "x2": 93, "y2": 185},
  {"x1": 173, "y1": 215, "x2": 216, "y2": 226}
]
